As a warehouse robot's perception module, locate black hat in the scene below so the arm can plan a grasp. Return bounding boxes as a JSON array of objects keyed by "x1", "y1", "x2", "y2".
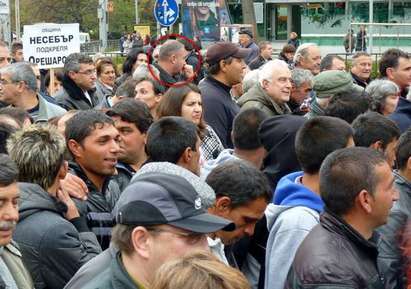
[
  {"x1": 206, "y1": 42, "x2": 250, "y2": 66},
  {"x1": 239, "y1": 29, "x2": 253, "y2": 39},
  {"x1": 112, "y1": 173, "x2": 235, "y2": 233}
]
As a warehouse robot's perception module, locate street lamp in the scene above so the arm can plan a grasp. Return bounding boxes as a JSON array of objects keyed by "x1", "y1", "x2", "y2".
[{"x1": 135, "y1": 0, "x2": 139, "y2": 24}]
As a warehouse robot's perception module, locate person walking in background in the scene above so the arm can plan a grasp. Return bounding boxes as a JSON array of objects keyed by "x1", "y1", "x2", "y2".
[
  {"x1": 287, "y1": 32, "x2": 300, "y2": 49},
  {"x1": 344, "y1": 29, "x2": 356, "y2": 53},
  {"x1": 356, "y1": 25, "x2": 367, "y2": 52}
]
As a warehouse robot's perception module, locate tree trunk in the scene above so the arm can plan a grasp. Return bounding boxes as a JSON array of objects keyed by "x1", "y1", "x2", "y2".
[{"x1": 241, "y1": 0, "x2": 258, "y2": 40}]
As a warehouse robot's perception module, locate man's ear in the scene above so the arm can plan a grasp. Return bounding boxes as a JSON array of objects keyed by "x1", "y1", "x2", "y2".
[
  {"x1": 131, "y1": 227, "x2": 151, "y2": 260},
  {"x1": 67, "y1": 71, "x2": 76, "y2": 80},
  {"x1": 406, "y1": 156, "x2": 411, "y2": 172},
  {"x1": 67, "y1": 139, "x2": 83, "y2": 159},
  {"x1": 370, "y1": 140, "x2": 383, "y2": 152},
  {"x1": 214, "y1": 196, "x2": 232, "y2": 215},
  {"x1": 356, "y1": 189, "x2": 373, "y2": 214},
  {"x1": 170, "y1": 54, "x2": 177, "y2": 64},
  {"x1": 385, "y1": 67, "x2": 395, "y2": 81},
  {"x1": 261, "y1": 79, "x2": 269, "y2": 90},
  {"x1": 58, "y1": 161, "x2": 69, "y2": 180},
  {"x1": 182, "y1": 146, "x2": 193, "y2": 163}
]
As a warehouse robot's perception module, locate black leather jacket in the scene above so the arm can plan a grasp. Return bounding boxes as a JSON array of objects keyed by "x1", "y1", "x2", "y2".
[
  {"x1": 69, "y1": 162, "x2": 122, "y2": 250},
  {"x1": 285, "y1": 211, "x2": 386, "y2": 289},
  {"x1": 377, "y1": 171, "x2": 411, "y2": 289}
]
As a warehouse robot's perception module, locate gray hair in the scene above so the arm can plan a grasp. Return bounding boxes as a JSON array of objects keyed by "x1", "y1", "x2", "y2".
[
  {"x1": 293, "y1": 43, "x2": 318, "y2": 64},
  {"x1": 242, "y1": 69, "x2": 259, "y2": 93},
  {"x1": 158, "y1": 40, "x2": 184, "y2": 61},
  {"x1": 291, "y1": 68, "x2": 313, "y2": 88},
  {"x1": 0, "y1": 154, "x2": 18, "y2": 186},
  {"x1": 258, "y1": 59, "x2": 290, "y2": 85},
  {"x1": 366, "y1": 79, "x2": 400, "y2": 112},
  {"x1": 0, "y1": 62, "x2": 37, "y2": 92},
  {"x1": 133, "y1": 63, "x2": 160, "y2": 80},
  {"x1": 64, "y1": 53, "x2": 93, "y2": 74},
  {"x1": 7, "y1": 124, "x2": 66, "y2": 190}
]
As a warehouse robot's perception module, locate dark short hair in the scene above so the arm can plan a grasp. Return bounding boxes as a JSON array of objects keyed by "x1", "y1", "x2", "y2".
[
  {"x1": 115, "y1": 77, "x2": 138, "y2": 98},
  {"x1": 281, "y1": 44, "x2": 296, "y2": 54},
  {"x1": 44, "y1": 69, "x2": 64, "y2": 88},
  {"x1": 64, "y1": 53, "x2": 94, "y2": 74},
  {"x1": 320, "y1": 54, "x2": 344, "y2": 72},
  {"x1": 206, "y1": 160, "x2": 271, "y2": 208},
  {"x1": 295, "y1": 116, "x2": 353, "y2": 174},
  {"x1": 107, "y1": 99, "x2": 153, "y2": 134},
  {"x1": 324, "y1": 88, "x2": 370, "y2": 124},
  {"x1": 233, "y1": 108, "x2": 268, "y2": 150},
  {"x1": 123, "y1": 48, "x2": 145, "y2": 74},
  {"x1": 65, "y1": 110, "x2": 114, "y2": 146},
  {"x1": 207, "y1": 56, "x2": 233, "y2": 76},
  {"x1": 11, "y1": 41, "x2": 23, "y2": 54},
  {"x1": 0, "y1": 154, "x2": 18, "y2": 186},
  {"x1": 397, "y1": 129, "x2": 411, "y2": 170},
  {"x1": 146, "y1": 116, "x2": 198, "y2": 164},
  {"x1": 0, "y1": 123, "x2": 16, "y2": 154},
  {"x1": 352, "y1": 112, "x2": 400, "y2": 150},
  {"x1": 135, "y1": 76, "x2": 165, "y2": 95},
  {"x1": 379, "y1": 49, "x2": 409, "y2": 78},
  {"x1": 320, "y1": 147, "x2": 387, "y2": 215},
  {"x1": 0, "y1": 107, "x2": 30, "y2": 127}
]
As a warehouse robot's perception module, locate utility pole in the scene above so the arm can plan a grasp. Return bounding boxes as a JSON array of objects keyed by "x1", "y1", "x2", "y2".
[
  {"x1": 98, "y1": 0, "x2": 107, "y2": 52},
  {"x1": 369, "y1": 0, "x2": 373, "y2": 54},
  {"x1": 15, "y1": 0, "x2": 20, "y2": 40},
  {"x1": 135, "y1": 0, "x2": 139, "y2": 24}
]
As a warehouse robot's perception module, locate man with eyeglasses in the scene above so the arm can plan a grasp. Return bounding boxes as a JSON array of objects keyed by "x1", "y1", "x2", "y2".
[
  {"x1": 54, "y1": 53, "x2": 99, "y2": 110},
  {"x1": 68, "y1": 173, "x2": 234, "y2": 289},
  {"x1": 0, "y1": 41, "x2": 11, "y2": 68},
  {"x1": 0, "y1": 62, "x2": 66, "y2": 122}
]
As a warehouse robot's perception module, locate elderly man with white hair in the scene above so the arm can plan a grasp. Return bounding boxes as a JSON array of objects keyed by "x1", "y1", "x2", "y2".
[
  {"x1": 289, "y1": 68, "x2": 313, "y2": 115},
  {"x1": 294, "y1": 43, "x2": 321, "y2": 76},
  {"x1": 238, "y1": 59, "x2": 292, "y2": 116}
]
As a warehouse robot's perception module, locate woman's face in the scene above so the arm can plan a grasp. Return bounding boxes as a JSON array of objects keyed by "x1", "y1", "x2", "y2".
[
  {"x1": 99, "y1": 64, "x2": 116, "y2": 87},
  {"x1": 382, "y1": 94, "x2": 400, "y2": 116},
  {"x1": 181, "y1": 91, "x2": 202, "y2": 125}
]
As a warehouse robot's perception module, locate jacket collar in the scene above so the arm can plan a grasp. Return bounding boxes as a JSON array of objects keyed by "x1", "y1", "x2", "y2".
[
  {"x1": 111, "y1": 252, "x2": 143, "y2": 289},
  {"x1": 205, "y1": 76, "x2": 232, "y2": 94},
  {"x1": 321, "y1": 210, "x2": 380, "y2": 258},
  {"x1": 69, "y1": 161, "x2": 111, "y2": 194},
  {"x1": 62, "y1": 74, "x2": 96, "y2": 106},
  {"x1": 351, "y1": 72, "x2": 369, "y2": 88},
  {"x1": 255, "y1": 83, "x2": 292, "y2": 115}
]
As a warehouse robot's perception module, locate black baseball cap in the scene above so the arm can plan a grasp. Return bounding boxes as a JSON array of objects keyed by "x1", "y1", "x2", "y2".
[
  {"x1": 112, "y1": 173, "x2": 235, "y2": 233},
  {"x1": 206, "y1": 42, "x2": 250, "y2": 66}
]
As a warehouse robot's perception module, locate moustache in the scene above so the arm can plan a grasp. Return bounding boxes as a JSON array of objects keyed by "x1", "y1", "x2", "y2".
[{"x1": 0, "y1": 221, "x2": 17, "y2": 231}]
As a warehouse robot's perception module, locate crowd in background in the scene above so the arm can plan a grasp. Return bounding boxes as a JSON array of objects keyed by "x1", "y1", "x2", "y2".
[{"x1": 0, "y1": 27, "x2": 411, "y2": 289}]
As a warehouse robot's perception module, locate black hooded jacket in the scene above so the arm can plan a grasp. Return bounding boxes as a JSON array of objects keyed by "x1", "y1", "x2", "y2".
[
  {"x1": 13, "y1": 183, "x2": 101, "y2": 289},
  {"x1": 259, "y1": 115, "x2": 305, "y2": 190}
]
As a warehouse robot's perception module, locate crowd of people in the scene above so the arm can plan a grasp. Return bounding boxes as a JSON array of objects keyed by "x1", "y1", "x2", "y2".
[{"x1": 0, "y1": 29, "x2": 410, "y2": 289}]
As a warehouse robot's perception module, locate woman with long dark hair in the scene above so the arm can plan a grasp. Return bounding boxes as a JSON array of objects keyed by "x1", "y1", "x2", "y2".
[{"x1": 157, "y1": 83, "x2": 224, "y2": 161}]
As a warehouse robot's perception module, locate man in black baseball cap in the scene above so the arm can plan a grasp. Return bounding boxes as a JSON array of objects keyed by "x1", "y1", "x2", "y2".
[
  {"x1": 80, "y1": 173, "x2": 234, "y2": 289},
  {"x1": 199, "y1": 42, "x2": 250, "y2": 149},
  {"x1": 239, "y1": 29, "x2": 260, "y2": 65}
]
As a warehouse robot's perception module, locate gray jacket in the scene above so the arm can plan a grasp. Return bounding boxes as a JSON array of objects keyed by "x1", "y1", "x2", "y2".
[
  {"x1": 238, "y1": 83, "x2": 291, "y2": 117},
  {"x1": 33, "y1": 94, "x2": 66, "y2": 123},
  {"x1": 0, "y1": 242, "x2": 34, "y2": 289},
  {"x1": 13, "y1": 183, "x2": 101, "y2": 289}
]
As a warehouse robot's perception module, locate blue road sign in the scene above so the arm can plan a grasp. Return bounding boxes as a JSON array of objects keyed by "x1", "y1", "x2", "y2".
[{"x1": 154, "y1": 0, "x2": 179, "y2": 27}]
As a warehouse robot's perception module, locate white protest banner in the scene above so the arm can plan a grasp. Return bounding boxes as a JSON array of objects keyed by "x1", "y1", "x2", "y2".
[
  {"x1": 0, "y1": 0, "x2": 9, "y2": 15},
  {"x1": 23, "y1": 23, "x2": 80, "y2": 69}
]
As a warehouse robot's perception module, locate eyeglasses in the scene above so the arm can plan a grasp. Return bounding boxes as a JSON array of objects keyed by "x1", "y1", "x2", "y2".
[
  {"x1": 0, "y1": 57, "x2": 12, "y2": 63},
  {"x1": 147, "y1": 227, "x2": 206, "y2": 245},
  {"x1": 77, "y1": 69, "x2": 97, "y2": 76}
]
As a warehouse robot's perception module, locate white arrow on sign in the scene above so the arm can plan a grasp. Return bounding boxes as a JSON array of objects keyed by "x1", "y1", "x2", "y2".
[{"x1": 161, "y1": 0, "x2": 175, "y2": 23}]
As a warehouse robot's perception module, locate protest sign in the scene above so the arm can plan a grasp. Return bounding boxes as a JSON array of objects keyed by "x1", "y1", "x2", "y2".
[{"x1": 23, "y1": 23, "x2": 80, "y2": 69}]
